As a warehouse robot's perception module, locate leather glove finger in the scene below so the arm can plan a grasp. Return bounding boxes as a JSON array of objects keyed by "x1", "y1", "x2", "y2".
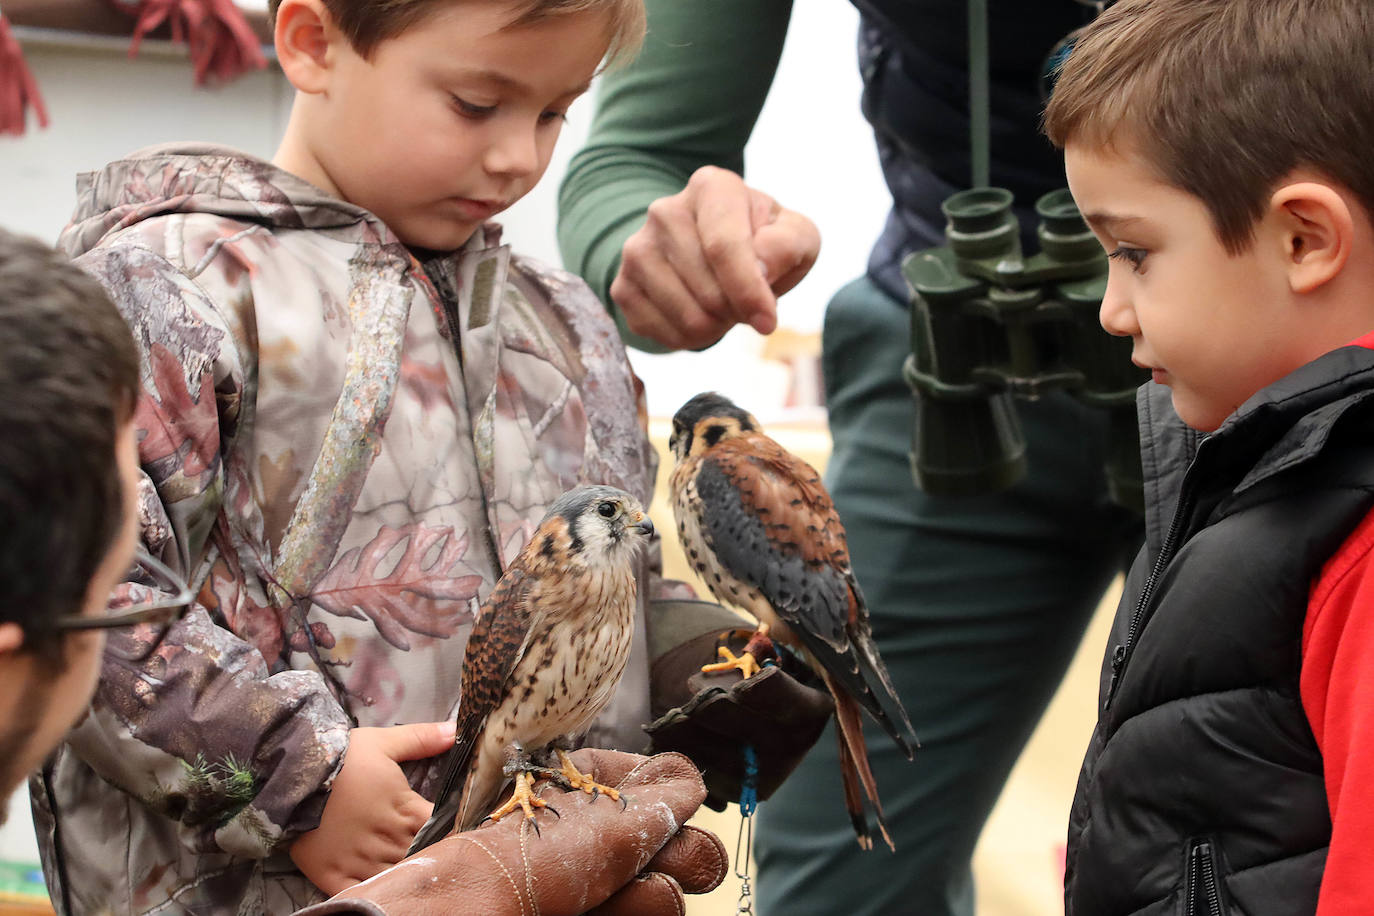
[
  {"x1": 582, "y1": 816, "x2": 730, "y2": 916},
  {"x1": 586, "y1": 873, "x2": 685, "y2": 916},
  {"x1": 643, "y1": 824, "x2": 728, "y2": 895}
]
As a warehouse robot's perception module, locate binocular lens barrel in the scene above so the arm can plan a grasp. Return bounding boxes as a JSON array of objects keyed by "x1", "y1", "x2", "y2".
[
  {"x1": 1035, "y1": 188, "x2": 1102, "y2": 263},
  {"x1": 904, "y1": 186, "x2": 1144, "y2": 511},
  {"x1": 942, "y1": 188, "x2": 1019, "y2": 261}
]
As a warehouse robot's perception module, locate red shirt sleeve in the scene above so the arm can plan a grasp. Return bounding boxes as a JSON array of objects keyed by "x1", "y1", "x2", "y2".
[{"x1": 1303, "y1": 504, "x2": 1374, "y2": 914}]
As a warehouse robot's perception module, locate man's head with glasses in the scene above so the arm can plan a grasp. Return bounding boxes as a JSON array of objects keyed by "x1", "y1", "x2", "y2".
[{"x1": 0, "y1": 229, "x2": 191, "y2": 809}]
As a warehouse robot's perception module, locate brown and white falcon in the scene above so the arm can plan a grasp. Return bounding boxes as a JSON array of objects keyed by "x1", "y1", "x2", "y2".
[
  {"x1": 407, "y1": 484, "x2": 654, "y2": 854},
  {"x1": 668, "y1": 392, "x2": 917, "y2": 851}
]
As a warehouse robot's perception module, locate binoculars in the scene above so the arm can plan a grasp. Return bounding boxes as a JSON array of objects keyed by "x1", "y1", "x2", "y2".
[{"x1": 901, "y1": 187, "x2": 1148, "y2": 510}]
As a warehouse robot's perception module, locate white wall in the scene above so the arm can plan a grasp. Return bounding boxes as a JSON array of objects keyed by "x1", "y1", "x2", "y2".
[{"x1": 0, "y1": 34, "x2": 293, "y2": 242}]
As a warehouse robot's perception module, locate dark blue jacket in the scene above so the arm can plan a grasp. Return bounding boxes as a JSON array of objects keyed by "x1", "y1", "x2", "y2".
[{"x1": 853, "y1": 0, "x2": 1095, "y2": 300}]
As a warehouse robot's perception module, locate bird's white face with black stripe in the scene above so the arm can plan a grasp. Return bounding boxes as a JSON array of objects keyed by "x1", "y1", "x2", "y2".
[{"x1": 556, "y1": 486, "x2": 654, "y2": 570}]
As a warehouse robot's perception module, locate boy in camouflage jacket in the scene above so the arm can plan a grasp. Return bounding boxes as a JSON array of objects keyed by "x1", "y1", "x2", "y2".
[{"x1": 30, "y1": 0, "x2": 699, "y2": 911}]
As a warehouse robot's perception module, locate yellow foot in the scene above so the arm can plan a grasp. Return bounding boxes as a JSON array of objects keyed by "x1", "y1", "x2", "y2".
[
  {"x1": 487, "y1": 771, "x2": 550, "y2": 825},
  {"x1": 697, "y1": 623, "x2": 774, "y2": 681},
  {"x1": 555, "y1": 750, "x2": 623, "y2": 804},
  {"x1": 701, "y1": 646, "x2": 762, "y2": 679}
]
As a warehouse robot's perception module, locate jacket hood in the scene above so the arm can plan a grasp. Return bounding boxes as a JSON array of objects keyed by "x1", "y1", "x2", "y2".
[{"x1": 59, "y1": 143, "x2": 390, "y2": 258}]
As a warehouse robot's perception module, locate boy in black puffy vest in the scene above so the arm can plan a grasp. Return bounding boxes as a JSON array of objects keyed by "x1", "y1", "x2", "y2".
[{"x1": 1044, "y1": 1, "x2": 1374, "y2": 913}]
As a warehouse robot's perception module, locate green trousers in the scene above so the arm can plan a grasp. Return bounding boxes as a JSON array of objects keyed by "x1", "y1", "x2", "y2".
[{"x1": 753, "y1": 276, "x2": 1143, "y2": 916}]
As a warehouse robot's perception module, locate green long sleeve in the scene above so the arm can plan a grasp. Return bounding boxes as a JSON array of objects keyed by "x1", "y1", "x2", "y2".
[{"x1": 557, "y1": 0, "x2": 794, "y2": 352}]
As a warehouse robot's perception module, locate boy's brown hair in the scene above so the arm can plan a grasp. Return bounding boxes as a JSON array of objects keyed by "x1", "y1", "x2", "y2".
[
  {"x1": 268, "y1": 0, "x2": 645, "y2": 66},
  {"x1": 1044, "y1": 0, "x2": 1374, "y2": 254}
]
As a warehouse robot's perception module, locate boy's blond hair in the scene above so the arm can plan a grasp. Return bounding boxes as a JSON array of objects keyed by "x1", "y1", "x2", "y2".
[
  {"x1": 268, "y1": 0, "x2": 644, "y2": 66},
  {"x1": 1044, "y1": 0, "x2": 1374, "y2": 254}
]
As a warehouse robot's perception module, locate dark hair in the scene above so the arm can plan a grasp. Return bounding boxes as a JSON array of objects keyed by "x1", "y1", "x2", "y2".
[
  {"x1": 1043, "y1": 0, "x2": 1374, "y2": 254},
  {"x1": 267, "y1": 0, "x2": 644, "y2": 65},
  {"x1": 0, "y1": 229, "x2": 140, "y2": 652}
]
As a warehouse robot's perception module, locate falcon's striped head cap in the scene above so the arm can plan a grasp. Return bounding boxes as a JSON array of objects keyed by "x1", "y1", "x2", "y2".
[{"x1": 669, "y1": 392, "x2": 760, "y2": 462}]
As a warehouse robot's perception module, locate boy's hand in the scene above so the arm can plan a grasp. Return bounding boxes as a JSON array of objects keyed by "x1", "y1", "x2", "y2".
[
  {"x1": 290, "y1": 721, "x2": 456, "y2": 895},
  {"x1": 611, "y1": 165, "x2": 820, "y2": 351},
  {"x1": 312, "y1": 749, "x2": 727, "y2": 916}
]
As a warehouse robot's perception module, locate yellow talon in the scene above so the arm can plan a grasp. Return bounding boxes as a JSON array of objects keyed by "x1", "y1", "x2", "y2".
[
  {"x1": 701, "y1": 645, "x2": 762, "y2": 679},
  {"x1": 555, "y1": 749, "x2": 622, "y2": 803},
  {"x1": 487, "y1": 771, "x2": 548, "y2": 824}
]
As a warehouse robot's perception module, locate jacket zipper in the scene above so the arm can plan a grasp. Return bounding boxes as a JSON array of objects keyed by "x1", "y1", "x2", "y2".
[
  {"x1": 428, "y1": 260, "x2": 508, "y2": 575},
  {"x1": 1104, "y1": 451, "x2": 1204, "y2": 710},
  {"x1": 1186, "y1": 839, "x2": 1225, "y2": 916}
]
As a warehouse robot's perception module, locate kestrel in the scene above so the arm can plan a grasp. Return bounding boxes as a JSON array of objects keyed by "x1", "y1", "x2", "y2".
[
  {"x1": 668, "y1": 392, "x2": 917, "y2": 851},
  {"x1": 408, "y1": 484, "x2": 654, "y2": 854}
]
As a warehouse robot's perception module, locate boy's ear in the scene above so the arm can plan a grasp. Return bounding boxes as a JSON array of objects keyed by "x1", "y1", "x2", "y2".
[
  {"x1": 0, "y1": 622, "x2": 25, "y2": 657},
  {"x1": 273, "y1": 0, "x2": 340, "y2": 95},
  {"x1": 1271, "y1": 181, "x2": 1353, "y2": 294}
]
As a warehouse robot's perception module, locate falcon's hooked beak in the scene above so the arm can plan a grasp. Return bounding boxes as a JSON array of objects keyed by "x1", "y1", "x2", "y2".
[{"x1": 631, "y1": 514, "x2": 655, "y2": 537}]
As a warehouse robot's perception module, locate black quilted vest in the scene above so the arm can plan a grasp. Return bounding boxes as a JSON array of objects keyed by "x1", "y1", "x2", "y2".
[{"x1": 1066, "y1": 346, "x2": 1374, "y2": 916}]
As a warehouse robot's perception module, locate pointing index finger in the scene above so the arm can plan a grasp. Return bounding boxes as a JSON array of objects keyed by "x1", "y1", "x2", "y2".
[{"x1": 694, "y1": 182, "x2": 776, "y2": 327}]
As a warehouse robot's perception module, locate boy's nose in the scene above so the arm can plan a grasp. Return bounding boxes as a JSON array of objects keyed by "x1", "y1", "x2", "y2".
[
  {"x1": 1098, "y1": 280, "x2": 1138, "y2": 338},
  {"x1": 485, "y1": 125, "x2": 540, "y2": 179}
]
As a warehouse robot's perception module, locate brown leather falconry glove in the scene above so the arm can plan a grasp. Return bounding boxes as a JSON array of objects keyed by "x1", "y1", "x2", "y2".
[
  {"x1": 644, "y1": 600, "x2": 837, "y2": 811},
  {"x1": 295, "y1": 749, "x2": 727, "y2": 916}
]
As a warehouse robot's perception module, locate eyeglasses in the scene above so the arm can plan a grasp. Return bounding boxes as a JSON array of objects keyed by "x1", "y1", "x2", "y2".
[{"x1": 53, "y1": 546, "x2": 193, "y2": 661}]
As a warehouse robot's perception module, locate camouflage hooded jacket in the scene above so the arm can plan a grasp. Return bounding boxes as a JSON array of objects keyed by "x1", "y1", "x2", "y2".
[{"x1": 30, "y1": 144, "x2": 679, "y2": 915}]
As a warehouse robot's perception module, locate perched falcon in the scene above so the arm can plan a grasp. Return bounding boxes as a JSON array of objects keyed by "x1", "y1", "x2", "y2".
[
  {"x1": 408, "y1": 484, "x2": 654, "y2": 854},
  {"x1": 668, "y1": 392, "x2": 918, "y2": 851}
]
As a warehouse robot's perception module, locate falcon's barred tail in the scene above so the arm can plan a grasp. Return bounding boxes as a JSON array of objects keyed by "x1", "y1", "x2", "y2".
[
  {"x1": 836, "y1": 730, "x2": 871, "y2": 851},
  {"x1": 847, "y1": 574, "x2": 919, "y2": 759},
  {"x1": 824, "y1": 669, "x2": 896, "y2": 851},
  {"x1": 407, "y1": 710, "x2": 480, "y2": 856},
  {"x1": 407, "y1": 756, "x2": 465, "y2": 855},
  {"x1": 409, "y1": 796, "x2": 456, "y2": 855}
]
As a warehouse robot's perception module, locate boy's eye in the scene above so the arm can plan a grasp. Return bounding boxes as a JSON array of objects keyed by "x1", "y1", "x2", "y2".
[
  {"x1": 539, "y1": 110, "x2": 569, "y2": 125},
  {"x1": 1107, "y1": 246, "x2": 1148, "y2": 272},
  {"x1": 451, "y1": 96, "x2": 497, "y2": 118}
]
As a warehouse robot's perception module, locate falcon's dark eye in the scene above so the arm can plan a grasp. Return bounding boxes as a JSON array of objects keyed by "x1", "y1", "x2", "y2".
[{"x1": 597, "y1": 501, "x2": 617, "y2": 518}]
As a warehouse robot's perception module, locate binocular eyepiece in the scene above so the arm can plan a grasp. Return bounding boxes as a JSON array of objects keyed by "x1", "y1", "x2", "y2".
[{"x1": 901, "y1": 187, "x2": 1147, "y2": 510}]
